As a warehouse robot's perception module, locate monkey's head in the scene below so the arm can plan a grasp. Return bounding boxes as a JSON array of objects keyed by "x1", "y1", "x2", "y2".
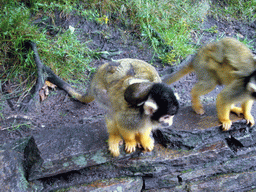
[{"x1": 124, "y1": 83, "x2": 179, "y2": 127}]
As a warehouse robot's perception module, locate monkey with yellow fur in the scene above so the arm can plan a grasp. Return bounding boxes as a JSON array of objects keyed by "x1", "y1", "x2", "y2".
[
  {"x1": 28, "y1": 42, "x2": 178, "y2": 157},
  {"x1": 64, "y1": 59, "x2": 179, "y2": 157},
  {"x1": 163, "y1": 37, "x2": 256, "y2": 131}
]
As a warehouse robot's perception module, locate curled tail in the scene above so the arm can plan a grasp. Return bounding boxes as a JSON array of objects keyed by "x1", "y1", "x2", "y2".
[{"x1": 162, "y1": 54, "x2": 194, "y2": 85}]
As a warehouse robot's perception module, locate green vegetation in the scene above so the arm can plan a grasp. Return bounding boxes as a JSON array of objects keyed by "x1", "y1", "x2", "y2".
[
  {"x1": 0, "y1": 1, "x2": 96, "y2": 99},
  {"x1": 1, "y1": 3, "x2": 38, "y2": 91},
  {"x1": 210, "y1": 0, "x2": 256, "y2": 22},
  {"x1": 126, "y1": 0, "x2": 210, "y2": 64},
  {"x1": 0, "y1": 0, "x2": 255, "y2": 99}
]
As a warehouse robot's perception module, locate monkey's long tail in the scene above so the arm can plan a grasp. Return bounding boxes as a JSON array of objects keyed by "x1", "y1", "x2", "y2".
[
  {"x1": 162, "y1": 54, "x2": 194, "y2": 85},
  {"x1": 62, "y1": 85, "x2": 95, "y2": 103}
]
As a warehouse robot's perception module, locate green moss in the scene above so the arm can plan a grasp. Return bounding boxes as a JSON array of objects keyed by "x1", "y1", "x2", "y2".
[{"x1": 72, "y1": 155, "x2": 87, "y2": 167}]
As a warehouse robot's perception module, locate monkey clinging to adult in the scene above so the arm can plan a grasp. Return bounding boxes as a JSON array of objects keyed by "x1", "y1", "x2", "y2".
[
  {"x1": 162, "y1": 37, "x2": 256, "y2": 131},
  {"x1": 64, "y1": 59, "x2": 179, "y2": 157}
]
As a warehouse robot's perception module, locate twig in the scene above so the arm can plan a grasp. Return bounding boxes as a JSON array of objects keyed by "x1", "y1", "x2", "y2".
[
  {"x1": 1, "y1": 122, "x2": 32, "y2": 131},
  {"x1": 4, "y1": 114, "x2": 33, "y2": 121},
  {"x1": 15, "y1": 80, "x2": 36, "y2": 108},
  {"x1": 19, "y1": 41, "x2": 85, "y2": 111}
]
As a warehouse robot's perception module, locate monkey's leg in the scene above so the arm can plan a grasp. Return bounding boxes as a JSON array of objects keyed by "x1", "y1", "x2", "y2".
[
  {"x1": 191, "y1": 80, "x2": 217, "y2": 115},
  {"x1": 230, "y1": 104, "x2": 243, "y2": 116},
  {"x1": 242, "y1": 99, "x2": 254, "y2": 126},
  {"x1": 216, "y1": 92, "x2": 233, "y2": 131},
  {"x1": 118, "y1": 128, "x2": 137, "y2": 154},
  {"x1": 106, "y1": 117, "x2": 123, "y2": 157},
  {"x1": 137, "y1": 127, "x2": 154, "y2": 152}
]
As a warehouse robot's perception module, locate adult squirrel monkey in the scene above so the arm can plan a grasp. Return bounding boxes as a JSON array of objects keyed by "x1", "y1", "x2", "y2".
[
  {"x1": 162, "y1": 37, "x2": 256, "y2": 131},
  {"x1": 67, "y1": 59, "x2": 179, "y2": 157},
  {"x1": 28, "y1": 42, "x2": 179, "y2": 157}
]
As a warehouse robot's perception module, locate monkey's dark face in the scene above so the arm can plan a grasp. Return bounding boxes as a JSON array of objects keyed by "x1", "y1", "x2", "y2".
[
  {"x1": 149, "y1": 83, "x2": 179, "y2": 126},
  {"x1": 125, "y1": 82, "x2": 179, "y2": 127}
]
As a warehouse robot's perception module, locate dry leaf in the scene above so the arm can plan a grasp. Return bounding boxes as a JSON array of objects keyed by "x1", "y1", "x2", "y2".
[
  {"x1": 45, "y1": 80, "x2": 57, "y2": 89},
  {"x1": 39, "y1": 89, "x2": 46, "y2": 101},
  {"x1": 39, "y1": 81, "x2": 57, "y2": 101}
]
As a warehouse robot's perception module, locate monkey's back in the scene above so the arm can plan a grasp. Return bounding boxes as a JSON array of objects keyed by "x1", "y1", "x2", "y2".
[
  {"x1": 193, "y1": 37, "x2": 256, "y2": 85},
  {"x1": 221, "y1": 38, "x2": 255, "y2": 72},
  {"x1": 90, "y1": 58, "x2": 161, "y2": 111}
]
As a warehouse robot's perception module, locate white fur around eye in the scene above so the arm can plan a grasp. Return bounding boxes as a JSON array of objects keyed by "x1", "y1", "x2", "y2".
[{"x1": 159, "y1": 115, "x2": 174, "y2": 126}]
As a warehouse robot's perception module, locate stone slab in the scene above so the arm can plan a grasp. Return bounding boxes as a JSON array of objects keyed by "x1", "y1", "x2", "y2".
[
  {"x1": 0, "y1": 136, "x2": 40, "y2": 192},
  {"x1": 29, "y1": 120, "x2": 110, "y2": 180}
]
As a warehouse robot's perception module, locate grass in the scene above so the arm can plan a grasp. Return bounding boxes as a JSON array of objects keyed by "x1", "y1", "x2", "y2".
[
  {"x1": 36, "y1": 29, "x2": 96, "y2": 84},
  {"x1": 126, "y1": 0, "x2": 210, "y2": 64},
  {"x1": 210, "y1": 0, "x2": 256, "y2": 22},
  {"x1": 0, "y1": 1, "x2": 97, "y2": 98},
  {"x1": 0, "y1": 0, "x2": 255, "y2": 100}
]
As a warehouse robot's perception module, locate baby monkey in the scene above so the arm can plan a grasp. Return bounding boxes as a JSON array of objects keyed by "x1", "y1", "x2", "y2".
[
  {"x1": 163, "y1": 37, "x2": 256, "y2": 131},
  {"x1": 68, "y1": 59, "x2": 179, "y2": 157}
]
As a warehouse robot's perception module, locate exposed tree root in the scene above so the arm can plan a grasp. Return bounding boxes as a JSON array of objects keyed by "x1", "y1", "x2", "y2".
[{"x1": 20, "y1": 41, "x2": 80, "y2": 111}]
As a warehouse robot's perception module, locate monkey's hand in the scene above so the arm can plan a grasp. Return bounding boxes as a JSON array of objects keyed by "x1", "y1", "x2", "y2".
[
  {"x1": 125, "y1": 140, "x2": 137, "y2": 153},
  {"x1": 141, "y1": 138, "x2": 154, "y2": 152},
  {"x1": 244, "y1": 114, "x2": 255, "y2": 127},
  {"x1": 108, "y1": 135, "x2": 123, "y2": 157},
  {"x1": 109, "y1": 145, "x2": 120, "y2": 157},
  {"x1": 221, "y1": 119, "x2": 232, "y2": 131},
  {"x1": 138, "y1": 132, "x2": 154, "y2": 152}
]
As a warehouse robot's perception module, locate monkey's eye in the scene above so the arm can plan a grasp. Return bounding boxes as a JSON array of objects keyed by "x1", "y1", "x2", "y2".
[
  {"x1": 252, "y1": 92, "x2": 256, "y2": 98},
  {"x1": 162, "y1": 115, "x2": 170, "y2": 119}
]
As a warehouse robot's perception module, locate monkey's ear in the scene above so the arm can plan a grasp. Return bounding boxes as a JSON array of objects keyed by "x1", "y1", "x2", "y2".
[
  {"x1": 144, "y1": 97, "x2": 158, "y2": 115},
  {"x1": 124, "y1": 83, "x2": 153, "y2": 106},
  {"x1": 247, "y1": 82, "x2": 256, "y2": 93}
]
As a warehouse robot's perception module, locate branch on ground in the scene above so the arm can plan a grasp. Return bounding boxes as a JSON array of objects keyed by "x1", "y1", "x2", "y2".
[{"x1": 20, "y1": 42, "x2": 81, "y2": 111}]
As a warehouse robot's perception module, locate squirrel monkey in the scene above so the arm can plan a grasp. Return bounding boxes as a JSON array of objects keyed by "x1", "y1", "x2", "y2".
[
  {"x1": 162, "y1": 37, "x2": 256, "y2": 131},
  {"x1": 28, "y1": 42, "x2": 179, "y2": 157},
  {"x1": 65, "y1": 59, "x2": 179, "y2": 157}
]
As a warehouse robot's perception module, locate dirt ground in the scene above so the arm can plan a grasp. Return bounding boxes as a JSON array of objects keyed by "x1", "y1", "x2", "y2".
[{"x1": 0, "y1": 13, "x2": 256, "y2": 144}]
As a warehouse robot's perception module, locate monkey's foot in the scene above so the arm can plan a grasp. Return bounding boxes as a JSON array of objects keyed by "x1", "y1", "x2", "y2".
[
  {"x1": 244, "y1": 114, "x2": 255, "y2": 127},
  {"x1": 125, "y1": 141, "x2": 137, "y2": 154},
  {"x1": 192, "y1": 105, "x2": 205, "y2": 115},
  {"x1": 109, "y1": 144, "x2": 120, "y2": 157},
  {"x1": 141, "y1": 138, "x2": 154, "y2": 152},
  {"x1": 230, "y1": 107, "x2": 243, "y2": 116},
  {"x1": 108, "y1": 136, "x2": 123, "y2": 157},
  {"x1": 221, "y1": 119, "x2": 232, "y2": 131}
]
